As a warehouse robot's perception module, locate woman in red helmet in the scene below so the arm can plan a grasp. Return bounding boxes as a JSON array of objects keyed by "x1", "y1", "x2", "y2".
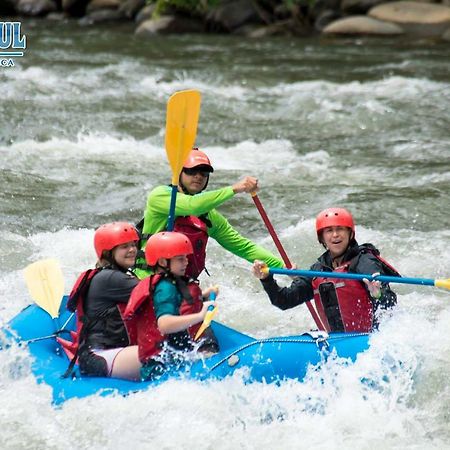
[
  {"x1": 66, "y1": 222, "x2": 143, "y2": 379},
  {"x1": 124, "y1": 231, "x2": 217, "y2": 381},
  {"x1": 252, "y1": 208, "x2": 398, "y2": 333},
  {"x1": 134, "y1": 148, "x2": 284, "y2": 279}
]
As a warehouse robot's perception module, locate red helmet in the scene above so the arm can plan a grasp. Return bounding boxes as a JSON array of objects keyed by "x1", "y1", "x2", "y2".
[
  {"x1": 316, "y1": 208, "x2": 355, "y2": 241},
  {"x1": 94, "y1": 222, "x2": 139, "y2": 258},
  {"x1": 183, "y1": 148, "x2": 214, "y2": 173},
  {"x1": 145, "y1": 231, "x2": 193, "y2": 266}
]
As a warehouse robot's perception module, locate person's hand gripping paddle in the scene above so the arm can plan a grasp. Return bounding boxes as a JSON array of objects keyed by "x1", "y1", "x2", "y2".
[{"x1": 194, "y1": 288, "x2": 218, "y2": 341}]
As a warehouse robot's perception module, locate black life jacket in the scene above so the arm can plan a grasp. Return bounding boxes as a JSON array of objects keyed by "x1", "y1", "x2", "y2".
[
  {"x1": 349, "y1": 243, "x2": 401, "y2": 277},
  {"x1": 61, "y1": 268, "x2": 138, "y2": 377}
]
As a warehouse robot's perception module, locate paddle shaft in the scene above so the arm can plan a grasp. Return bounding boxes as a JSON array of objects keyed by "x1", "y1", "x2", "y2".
[
  {"x1": 167, "y1": 185, "x2": 178, "y2": 231},
  {"x1": 251, "y1": 193, "x2": 291, "y2": 264},
  {"x1": 251, "y1": 193, "x2": 326, "y2": 331},
  {"x1": 206, "y1": 290, "x2": 217, "y2": 312},
  {"x1": 267, "y1": 267, "x2": 435, "y2": 287}
]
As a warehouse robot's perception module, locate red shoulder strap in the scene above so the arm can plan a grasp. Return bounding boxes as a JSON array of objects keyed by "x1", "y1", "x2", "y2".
[
  {"x1": 67, "y1": 268, "x2": 100, "y2": 312},
  {"x1": 359, "y1": 244, "x2": 401, "y2": 277},
  {"x1": 124, "y1": 274, "x2": 162, "y2": 318}
]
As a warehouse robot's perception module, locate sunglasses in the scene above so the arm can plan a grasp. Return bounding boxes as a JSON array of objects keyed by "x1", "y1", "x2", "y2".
[{"x1": 183, "y1": 168, "x2": 210, "y2": 177}]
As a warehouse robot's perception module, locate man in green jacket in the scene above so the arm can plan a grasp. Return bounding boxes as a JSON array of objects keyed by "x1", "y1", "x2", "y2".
[{"x1": 134, "y1": 148, "x2": 283, "y2": 279}]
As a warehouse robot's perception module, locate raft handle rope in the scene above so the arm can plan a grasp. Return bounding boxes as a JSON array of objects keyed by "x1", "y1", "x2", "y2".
[
  {"x1": 26, "y1": 312, "x2": 75, "y2": 344},
  {"x1": 205, "y1": 332, "x2": 369, "y2": 375}
]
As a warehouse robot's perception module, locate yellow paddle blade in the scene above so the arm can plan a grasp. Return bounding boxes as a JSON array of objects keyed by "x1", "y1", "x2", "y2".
[
  {"x1": 194, "y1": 306, "x2": 218, "y2": 341},
  {"x1": 435, "y1": 279, "x2": 450, "y2": 291},
  {"x1": 24, "y1": 259, "x2": 65, "y2": 319},
  {"x1": 165, "y1": 89, "x2": 201, "y2": 185}
]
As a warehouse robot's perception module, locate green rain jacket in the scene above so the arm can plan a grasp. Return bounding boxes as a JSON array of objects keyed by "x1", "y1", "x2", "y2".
[{"x1": 134, "y1": 184, "x2": 283, "y2": 278}]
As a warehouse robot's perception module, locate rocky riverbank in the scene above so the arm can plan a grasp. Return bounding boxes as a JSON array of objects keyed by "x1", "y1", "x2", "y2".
[{"x1": 2, "y1": 0, "x2": 450, "y2": 41}]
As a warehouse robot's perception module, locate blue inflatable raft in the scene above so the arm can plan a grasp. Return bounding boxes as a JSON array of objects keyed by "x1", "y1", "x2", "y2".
[{"x1": 4, "y1": 299, "x2": 370, "y2": 405}]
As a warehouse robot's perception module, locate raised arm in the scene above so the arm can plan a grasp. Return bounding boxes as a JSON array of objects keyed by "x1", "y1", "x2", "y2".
[{"x1": 143, "y1": 185, "x2": 235, "y2": 234}]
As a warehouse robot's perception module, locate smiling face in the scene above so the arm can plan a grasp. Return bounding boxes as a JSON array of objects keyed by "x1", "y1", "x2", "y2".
[
  {"x1": 321, "y1": 226, "x2": 352, "y2": 259},
  {"x1": 112, "y1": 241, "x2": 137, "y2": 270},
  {"x1": 179, "y1": 168, "x2": 209, "y2": 194}
]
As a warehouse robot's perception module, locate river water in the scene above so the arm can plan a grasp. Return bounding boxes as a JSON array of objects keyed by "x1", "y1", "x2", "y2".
[{"x1": 1, "y1": 19, "x2": 449, "y2": 449}]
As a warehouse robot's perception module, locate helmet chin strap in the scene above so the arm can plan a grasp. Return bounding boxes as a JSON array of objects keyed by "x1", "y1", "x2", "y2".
[{"x1": 155, "y1": 258, "x2": 171, "y2": 274}]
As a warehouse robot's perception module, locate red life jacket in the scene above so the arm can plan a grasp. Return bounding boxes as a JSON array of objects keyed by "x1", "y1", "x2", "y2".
[
  {"x1": 173, "y1": 216, "x2": 209, "y2": 279},
  {"x1": 312, "y1": 262, "x2": 373, "y2": 333},
  {"x1": 66, "y1": 269, "x2": 98, "y2": 343},
  {"x1": 311, "y1": 244, "x2": 400, "y2": 333},
  {"x1": 180, "y1": 281, "x2": 204, "y2": 340},
  {"x1": 135, "y1": 215, "x2": 209, "y2": 279},
  {"x1": 124, "y1": 275, "x2": 204, "y2": 364},
  {"x1": 62, "y1": 269, "x2": 138, "y2": 358}
]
